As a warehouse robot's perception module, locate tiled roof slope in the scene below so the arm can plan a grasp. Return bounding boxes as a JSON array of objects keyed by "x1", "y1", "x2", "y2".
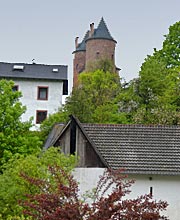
[
  {"x1": 44, "y1": 123, "x2": 65, "y2": 150},
  {"x1": 87, "y1": 17, "x2": 116, "y2": 42},
  {"x1": 82, "y1": 123, "x2": 180, "y2": 175},
  {"x1": 0, "y1": 62, "x2": 67, "y2": 80}
]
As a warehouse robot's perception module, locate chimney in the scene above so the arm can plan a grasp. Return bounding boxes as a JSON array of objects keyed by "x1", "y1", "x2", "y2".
[
  {"x1": 75, "y1": 37, "x2": 79, "y2": 49},
  {"x1": 89, "y1": 23, "x2": 94, "y2": 37}
]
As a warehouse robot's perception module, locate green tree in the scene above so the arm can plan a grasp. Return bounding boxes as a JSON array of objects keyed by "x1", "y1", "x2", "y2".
[
  {"x1": 65, "y1": 69, "x2": 121, "y2": 123},
  {"x1": 119, "y1": 55, "x2": 180, "y2": 125},
  {"x1": 0, "y1": 147, "x2": 76, "y2": 219},
  {"x1": 159, "y1": 21, "x2": 180, "y2": 68},
  {"x1": 0, "y1": 80, "x2": 42, "y2": 169},
  {"x1": 40, "y1": 68, "x2": 123, "y2": 140}
]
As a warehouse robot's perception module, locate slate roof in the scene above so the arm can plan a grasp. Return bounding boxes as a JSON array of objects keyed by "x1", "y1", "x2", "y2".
[
  {"x1": 81, "y1": 123, "x2": 180, "y2": 175},
  {"x1": 73, "y1": 31, "x2": 89, "y2": 53},
  {"x1": 0, "y1": 62, "x2": 68, "y2": 81},
  {"x1": 74, "y1": 17, "x2": 116, "y2": 53},
  {"x1": 86, "y1": 17, "x2": 116, "y2": 43}
]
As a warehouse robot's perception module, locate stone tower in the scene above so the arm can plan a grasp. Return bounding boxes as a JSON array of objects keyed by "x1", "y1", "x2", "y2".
[{"x1": 73, "y1": 17, "x2": 117, "y2": 87}]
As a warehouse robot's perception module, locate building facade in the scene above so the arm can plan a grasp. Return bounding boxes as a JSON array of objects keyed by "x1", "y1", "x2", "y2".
[
  {"x1": 73, "y1": 17, "x2": 118, "y2": 86},
  {"x1": 0, "y1": 62, "x2": 68, "y2": 129},
  {"x1": 44, "y1": 115, "x2": 180, "y2": 219}
]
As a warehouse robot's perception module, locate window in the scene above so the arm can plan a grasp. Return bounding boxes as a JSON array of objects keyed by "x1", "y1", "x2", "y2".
[
  {"x1": 52, "y1": 68, "x2": 59, "y2": 72},
  {"x1": 36, "y1": 110, "x2": 47, "y2": 124},
  {"x1": 63, "y1": 80, "x2": 68, "y2": 95},
  {"x1": 150, "y1": 187, "x2": 153, "y2": 196},
  {"x1": 13, "y1": 65, "x2": 24, "y2": 71},
  {"x1": 96, "y1": 51, "x2": 100, "y2": 59},
  {"x1": 37, "y1": 87, "x2": 48, "y2": 100},
  {"x1": 12, "y1": 85, "x2": 19, "y2": 91}
]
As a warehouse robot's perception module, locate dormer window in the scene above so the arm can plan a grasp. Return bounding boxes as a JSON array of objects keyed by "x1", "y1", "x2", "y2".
[
  {"x1": 13, "y1": 65, "x2": 24, "y2": 71},
  {"x1": 52, "y1": 68, "x2": 59, "y2": 73}
]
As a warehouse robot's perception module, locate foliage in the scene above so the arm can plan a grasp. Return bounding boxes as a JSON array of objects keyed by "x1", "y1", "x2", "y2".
[
  {"x1": 117, "y1": 20, "x2": 180, "y2": 125},
  {"x1": 21, "y1": 166, "x2": 168, "y2": 220},
  {"x1": 119, "y1": 53, "x2": 180, "y2": 124},
  {"x1": 40, "y1": 21, "x2": 180, "y2": 131},
  {"x1": 0, "y1": 147, "x2": 76, "y2": 219},
  {"x1": 65, "y1": 69, "x2": 121, "y2": 123},
  {"x1": 159, "y1": 21, "x2": 180, "y2": 68},
  {"x1": 39, "y1": 109, "x2": 69, "y2": 141},
  {"x1": 0, "y1": 79, "x2": 42, "y2": 169},
  {"x1": 86, "y1": 58, "x2": 115, "y2": 73},
  {"x1": 39, "y1": 68, "x2": 122, "y2": 140}
]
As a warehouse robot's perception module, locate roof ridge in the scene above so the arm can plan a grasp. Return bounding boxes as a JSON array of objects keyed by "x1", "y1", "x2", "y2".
[
  {"x1": 82, "y1": 123, "x2": 180, "y2": 128},
  {"x1": 0, "y1": 61, "x2": 67, "y2": 67}
]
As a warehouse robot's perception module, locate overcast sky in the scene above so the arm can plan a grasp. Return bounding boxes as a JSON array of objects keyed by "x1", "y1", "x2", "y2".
[{"x1": 0, "y1": 0, "x2": 179, "y2": 91}]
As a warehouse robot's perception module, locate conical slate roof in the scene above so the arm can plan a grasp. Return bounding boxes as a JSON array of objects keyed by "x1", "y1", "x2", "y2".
[
  {"x1": 87, "y1": 17, "x2": 116, "y2": 43},
  {"x1": 74, "y1": 31, "x2": 89, "y2": 52},
  {"x1": 74, "y1": 17, "x2": 116, "y2": 53}
]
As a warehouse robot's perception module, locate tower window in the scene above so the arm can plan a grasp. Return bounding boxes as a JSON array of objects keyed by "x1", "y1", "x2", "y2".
[{"x1": 96, "y1": 51, "x2": 100, "y2": 59}]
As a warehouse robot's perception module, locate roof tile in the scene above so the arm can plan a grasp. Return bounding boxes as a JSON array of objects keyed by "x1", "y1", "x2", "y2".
[{"x1": 82, "y1": 123, "x2": 180, "y2": 175}]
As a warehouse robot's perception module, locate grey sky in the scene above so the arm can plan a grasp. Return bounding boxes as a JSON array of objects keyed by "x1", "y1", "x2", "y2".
[{"x1": 0, "y1": 0, "x2": 179, "y2": 91}]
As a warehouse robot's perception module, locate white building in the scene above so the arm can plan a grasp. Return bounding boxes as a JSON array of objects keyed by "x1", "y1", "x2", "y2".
[
  {"x1": 45, "y1": 115, "x2": 180, "y2": 219},
  {"x1": 0, "y1": 62, "x2": 68, "y2": 129}
]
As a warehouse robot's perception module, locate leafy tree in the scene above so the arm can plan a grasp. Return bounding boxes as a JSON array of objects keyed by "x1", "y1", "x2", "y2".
[
  {"x1": 40, "y1": 68, "x2": 123, "y2": 140},
  {"x1": 21, "y1": 166, "x2": 168, "y2": 220},
  {"x1": 0, "y1": 147, "x2": 76, "y2": 219},
  {"x1": 65, "y1": 69, "x2": 121, "y2": 123},
  {"x1": 159, "y1": 21, "x2": 180, "y2": 68},
  {"x1": 119, "y1": 53, "x2": 180, "y2": 125},
  {"x1": 0, "y1": 79, "x2": 42, "y2": 169}
]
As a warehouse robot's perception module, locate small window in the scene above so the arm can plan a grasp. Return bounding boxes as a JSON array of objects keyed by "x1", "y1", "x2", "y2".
[
  {"x1": 12, "y1": 85, "x2": 19, "y2": 91},
  {"x1": 52, "y1": 68, "x2": 59, "y2": 72},
  {"x1": 76, "y1": 64, "x2": 79, "y2": 71},
  {"x1": 63, "y1": 80, "x2": 68, "y2": 95},
  {"x1": 150, "y1": 187, "x2": 153, "y2": 196},
  {"x1": 13, "y1": 65, "x2": 24, "y2": 71},
  {"x1": 96, "y1": 51, "x2": 100, "y2": 59},
  {"x1": 37, "y1": 87, "x2": 48, "y2": 100},
  {"x1": 36, "y1": 110, "x2": 47, "y2": 124}
]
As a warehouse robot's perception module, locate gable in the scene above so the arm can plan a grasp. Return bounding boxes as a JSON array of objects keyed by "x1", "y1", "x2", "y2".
[{"x1": 45, "y1": 116, "x2": 180, "y2": 175}]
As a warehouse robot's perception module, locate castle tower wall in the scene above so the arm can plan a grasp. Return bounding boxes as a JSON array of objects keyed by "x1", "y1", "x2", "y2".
[
  {"x1": 72, "y1": 18, "x2": 118, "y2": 87},
  {"x1": 73, "y1": 51, "x2": 86, "y2": 87},
  {"x1": 85, "y1": 39, "x2": 116, "y2": 67}
]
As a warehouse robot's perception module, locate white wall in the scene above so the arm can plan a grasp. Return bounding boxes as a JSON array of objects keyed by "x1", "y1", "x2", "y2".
[
  {"x1": 74, "y1": 168, "x2": 180, "y2": 220},
  {"x1": 13, "y1": 79, "x2": 63, "y2": 129}
]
